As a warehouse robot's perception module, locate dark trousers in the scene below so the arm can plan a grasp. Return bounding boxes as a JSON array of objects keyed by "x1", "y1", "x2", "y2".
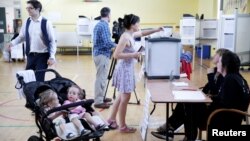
[
  {"x1": 25, "y1": 53, "x2": 49, "y2": 82},
  {"x1": 168, "y1": 103, "x2": 208, "y2": 140}
]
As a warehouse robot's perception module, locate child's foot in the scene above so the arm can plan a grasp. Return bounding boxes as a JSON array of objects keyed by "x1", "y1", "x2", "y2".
[
  {"x1": 80, "y1": 129, "x2": 91, "y2": 136},
  {"x1": 104, "y1": 125, "x2": 110, "y2": 131},
  {"x1": 119, "y1": 125, "x2": 136, "y2": 133},
  {"x1": 66, "y1": 132, "x2": 75, "y2": 139},
  {"x1": 95, "y1": 124, "x2": 106, "y2": 131},
  {"x1": 107, "y1": 119, "x2": 119, "y2": 129}
]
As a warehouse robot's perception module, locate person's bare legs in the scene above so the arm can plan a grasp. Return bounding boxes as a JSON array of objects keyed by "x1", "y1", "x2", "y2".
[
  {"x1": 59, "y1": 123, "x2": 67, "y2": 134},
  {"x1": 71, "y1": 117, "x2": 91, "y2": 136},
  {"x1": 84, "y1": 112, "x2": 99, "y2": 127},
  {"x1": 92, "y1": 111, "x2": 109, "y2": 125},
  {"x1": 56, "y1": 118, "x2": 70, "y2": 135},
  {"x1": 118, "y1": 93, "x2": 131, "y2": 128},
  {"x1": 109, "y1": 94, "x2": 121, "y2": 121},
  {"x1": 59, "y1": 124, "x2": 75, "y2": 138},
  {"x1": 71, "y1": 118, "x2": 84, "y2": 131}
]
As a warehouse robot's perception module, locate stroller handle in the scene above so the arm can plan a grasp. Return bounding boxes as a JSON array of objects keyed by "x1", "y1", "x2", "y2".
[
  {"x1": 35, "y1": 69, "x2": 62, "y2": 78},
  {"x1": 45, "y1": 99, "x2": 94, "y2": 116},
  {"x1": 15, "y1": 69, "x2": 62, "y2": 89}
]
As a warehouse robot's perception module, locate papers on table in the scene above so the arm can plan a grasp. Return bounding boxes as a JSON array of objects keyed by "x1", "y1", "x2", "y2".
[
  {"x1": 172, "y1": 90, "x2": 205, "y2": 100},
  {"x1": 172, "y1": 82, "x2": 189, "y2": 87}
]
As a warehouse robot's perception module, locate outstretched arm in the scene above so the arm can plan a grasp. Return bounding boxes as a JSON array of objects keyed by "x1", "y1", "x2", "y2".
[{"x1": 133, "y1": 27, "x2": 163, "y2": 38}]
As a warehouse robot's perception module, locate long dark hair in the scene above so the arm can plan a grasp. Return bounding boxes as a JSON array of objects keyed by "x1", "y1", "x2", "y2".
[
  {"x1": 221, "y1": 51, "x2": 240, "y2": 74},
  {"x1": 123, "y1": 14, "x2": 140, "y2": 29}
]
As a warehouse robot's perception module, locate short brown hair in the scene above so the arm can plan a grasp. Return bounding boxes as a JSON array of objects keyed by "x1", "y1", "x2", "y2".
[
  {"x1": 27, "y1": 0, "x2": 42, "y2": 12},
  {"x1": 100, "y1": 7, "x2": 110, "y2": 17},
  {"x1": 216, "y1": 48, "x2": 230, "y2": 57}
]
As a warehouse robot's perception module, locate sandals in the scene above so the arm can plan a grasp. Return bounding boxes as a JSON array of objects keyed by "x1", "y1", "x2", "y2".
[
  {"x1": 107, "y1": 119, "x2": 119, "y2": 129},
  {"x1": 107, "y1": 119, "x2": 136, "y2": 133},
  {"x1": 119, "y1": 125, "x2": 136, "y2": 133}
]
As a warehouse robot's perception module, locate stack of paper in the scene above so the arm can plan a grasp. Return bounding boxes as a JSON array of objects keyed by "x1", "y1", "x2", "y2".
[{"x1": 172, "y1": 90, "x2": 205, "y2": 100}]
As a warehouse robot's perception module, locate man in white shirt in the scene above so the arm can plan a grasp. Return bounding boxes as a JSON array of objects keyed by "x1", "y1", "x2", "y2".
[{"x1": 9, "y1": 0, "x2": 56, "y2": 81}]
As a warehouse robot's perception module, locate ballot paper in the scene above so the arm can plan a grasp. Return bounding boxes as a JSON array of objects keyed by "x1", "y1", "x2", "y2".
[
  {"x1": 134, "y1": 41, "x2": 142, "y2": 51},
  {"x1": 172, "y1": 90, "x2": 205, "y2": 100},
  {"x1": 180, "y1": 73, "x2": 188, "y2": 78},
  {"x1": 172, "y1": 82, "x2": 189, "y2": 87}
]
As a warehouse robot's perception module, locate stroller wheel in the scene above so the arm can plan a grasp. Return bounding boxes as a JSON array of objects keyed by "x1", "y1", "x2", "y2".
[
  {"x1": 93, "y1": 138, "x2": 100, "y2": 141},
  {"x1": 27, "y1": 135, "x2": 41, "y2": 141}
]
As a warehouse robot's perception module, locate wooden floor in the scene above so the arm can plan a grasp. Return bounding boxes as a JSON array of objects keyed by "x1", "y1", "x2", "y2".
[{"x1": 0, "y1": 54, "x2": 249, "y2": 141}]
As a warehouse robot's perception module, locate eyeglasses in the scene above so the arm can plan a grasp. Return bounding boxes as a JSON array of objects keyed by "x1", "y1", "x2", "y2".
[{"x1": 26, "y1": 7, "x2": 35, "y2": 10}]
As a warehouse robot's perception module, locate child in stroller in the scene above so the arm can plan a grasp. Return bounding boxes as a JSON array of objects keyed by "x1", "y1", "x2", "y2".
[
  {"x1": 16, "y1": 69, "x2": 106, "y2": 141},
  {"x1": 64, "y1": 85, "x2": 107, "y2": 131},
  {"x1": 38, "y1": 89, "x2": 91, "y2": 139},
  {"x1": 76, "y1": 88, "x2": 110, "y2": 131}
]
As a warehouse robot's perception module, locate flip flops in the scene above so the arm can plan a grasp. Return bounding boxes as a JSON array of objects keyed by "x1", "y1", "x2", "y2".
[
  {"x1": 107, "y1": 119, "x2": 119, "y2": 129},
  {"x1": 119, "y1": 125, "x2": 136, "y2": 133}
]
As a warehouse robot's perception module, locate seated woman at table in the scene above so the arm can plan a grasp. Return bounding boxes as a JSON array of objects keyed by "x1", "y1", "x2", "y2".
[
  {"x1": 201, "y1": 48, "x2": 230, "y2": 97},
  {"x1": 151, "y1": 51, "x2": 250, "y2": 141},
  {"x1": 151, "y1": 48, "x2": 229, "y2": 140}
]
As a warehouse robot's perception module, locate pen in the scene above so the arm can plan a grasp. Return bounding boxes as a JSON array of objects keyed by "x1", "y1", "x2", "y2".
[{"x1": 181, "y1": 88, "x2": 198, "y2": 91}]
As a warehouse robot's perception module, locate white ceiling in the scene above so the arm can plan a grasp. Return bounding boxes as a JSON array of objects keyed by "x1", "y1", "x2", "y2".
[{"x1": 0, "y1": 0, "x2": 21, "y2": 8}]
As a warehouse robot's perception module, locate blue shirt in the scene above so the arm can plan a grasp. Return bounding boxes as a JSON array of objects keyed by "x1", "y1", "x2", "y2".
[{"x1": 93, "y1": 20, "x2": 116, "y2": 58}]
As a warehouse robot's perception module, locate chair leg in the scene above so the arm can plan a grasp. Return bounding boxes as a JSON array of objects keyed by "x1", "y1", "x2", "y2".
[
  {"x1": 198, "y1": 129, "x2": 202, "y2": 140},
  {"x1": 246, "y1": 115, "x2": 249, "y2": 124}
]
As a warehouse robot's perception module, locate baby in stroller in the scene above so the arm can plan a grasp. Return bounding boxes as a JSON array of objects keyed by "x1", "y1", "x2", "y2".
[
  {"x1": 16, "y1": 69, "x2": 107, "y2": 141},
  {"x1": 38, "y1": 89, "x2": 91, "y2": 139},
  {"x1": 64, "y1": 85, "x2": 107, "y2": 131}
]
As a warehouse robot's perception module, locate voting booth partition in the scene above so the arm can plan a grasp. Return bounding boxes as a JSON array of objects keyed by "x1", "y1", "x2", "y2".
[
  {"x1": 144, "y1": 37, "x2": 182, "y2": 79},
  {"x1": 218, "y1": 11, "x2": 250, "y2": 69}
]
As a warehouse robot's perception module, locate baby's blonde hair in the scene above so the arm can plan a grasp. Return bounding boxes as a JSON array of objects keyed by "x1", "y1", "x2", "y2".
[{"x1": 39, "y1": 89, "x2": 57, "y2": 107}]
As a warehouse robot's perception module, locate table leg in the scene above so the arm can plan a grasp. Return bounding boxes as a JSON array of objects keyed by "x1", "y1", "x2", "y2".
[
  {"x1": 77, "y1": 41, "x2": 79, "y2": 56},
  {"x1": 166, "y1": 103, "x2": 169, "y2": 141},
  {"x1": 150, "y1": 104, "x2": 156, "y2": 115},
  {"x1": 201, "y1": 45, "x2": 203, "y2": 65},
  {"x1": 192, "y1": 45, "x2": 196, "y2": 71}
]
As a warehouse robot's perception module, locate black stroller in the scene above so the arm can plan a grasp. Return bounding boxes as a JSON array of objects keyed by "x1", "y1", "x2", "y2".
[{"x1": 16, "y1": 69, "x2": 105, "y2": 141}]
